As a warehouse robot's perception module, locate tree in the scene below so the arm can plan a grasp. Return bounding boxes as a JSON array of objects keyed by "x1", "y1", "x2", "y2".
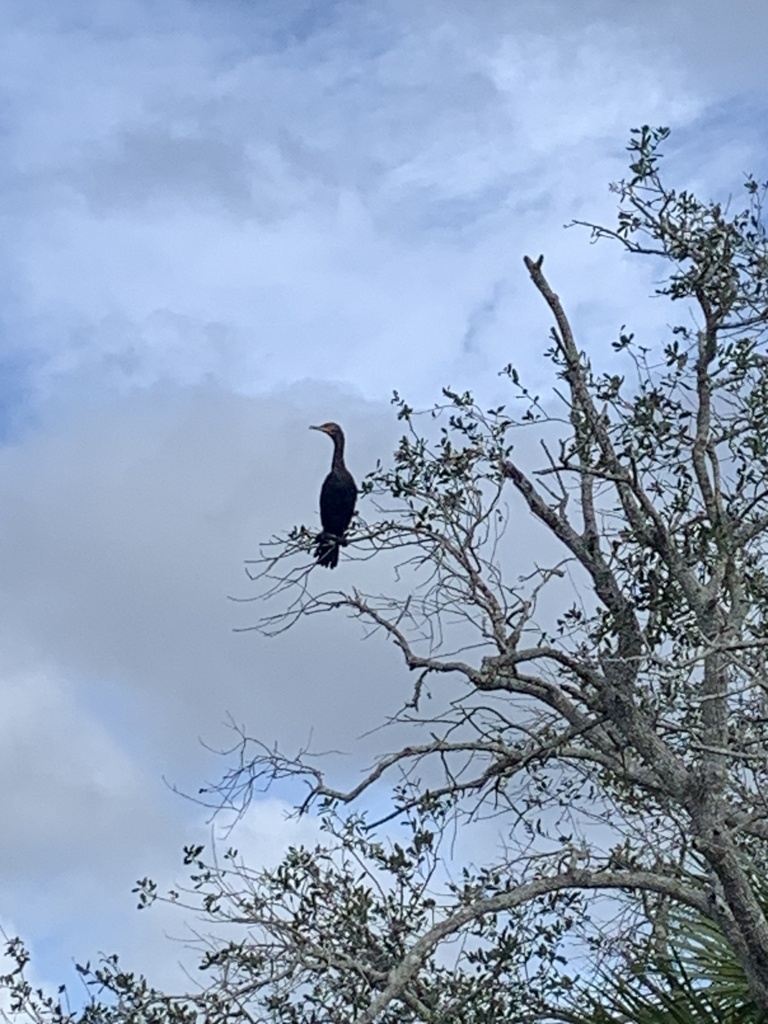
[{"x1": 5, "y1": 125, "x2": 768, "y2": 1023}]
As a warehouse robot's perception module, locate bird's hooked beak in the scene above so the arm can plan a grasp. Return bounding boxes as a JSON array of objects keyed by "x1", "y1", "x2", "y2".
[{"x1": 309, "y1": 424, "x2": 329, "y2": 434}]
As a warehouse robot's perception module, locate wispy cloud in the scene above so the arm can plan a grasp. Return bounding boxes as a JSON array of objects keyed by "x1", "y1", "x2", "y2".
[{"x1": 1, "y1": 0, "x2": 712, "y2": 412}]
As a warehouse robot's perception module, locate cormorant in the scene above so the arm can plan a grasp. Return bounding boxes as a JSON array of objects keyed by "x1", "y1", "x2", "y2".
[{"x1": 310, "y1": 422, "x2": 357, "y2": 568}]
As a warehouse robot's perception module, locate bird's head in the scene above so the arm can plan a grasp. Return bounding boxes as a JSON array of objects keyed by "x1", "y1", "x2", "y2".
[{"x1": 310, "y1": 422, "x2": 343, "y2": 440}]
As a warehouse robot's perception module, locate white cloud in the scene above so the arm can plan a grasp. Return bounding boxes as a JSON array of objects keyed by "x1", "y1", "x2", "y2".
[{"x1": 0, "y1": 0, "x2": 719, "y2": 411}]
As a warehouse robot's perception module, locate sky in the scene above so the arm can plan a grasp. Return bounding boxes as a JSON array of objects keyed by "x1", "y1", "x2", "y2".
[{"x1": 1, "y1": 0, "x2": 767, "y2": 1001}]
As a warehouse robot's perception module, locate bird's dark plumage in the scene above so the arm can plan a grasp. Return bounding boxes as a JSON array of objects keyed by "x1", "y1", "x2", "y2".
[{"x1": 310, "y1": 422, "x2": 357, "y2": 568}]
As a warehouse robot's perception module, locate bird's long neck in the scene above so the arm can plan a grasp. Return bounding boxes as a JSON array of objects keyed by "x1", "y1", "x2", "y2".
[{"x1": 331, "y1": 432, "x2": 346, "y2": 472}]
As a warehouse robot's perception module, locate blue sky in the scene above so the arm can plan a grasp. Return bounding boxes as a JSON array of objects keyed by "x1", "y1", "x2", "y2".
[{"x1": 0, "y1": 0, "x2": 767, "y2": 997}]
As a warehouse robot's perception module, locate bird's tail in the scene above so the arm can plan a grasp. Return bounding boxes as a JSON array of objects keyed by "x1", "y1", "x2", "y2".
[{"x1": 314, "y1": 531, "x2": 340, "y2": 569}]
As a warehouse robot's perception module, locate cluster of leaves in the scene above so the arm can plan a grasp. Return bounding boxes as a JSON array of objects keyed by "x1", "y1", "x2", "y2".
[{"x1": 1, "y1": 807, "x2": 587, "y2": 1024}]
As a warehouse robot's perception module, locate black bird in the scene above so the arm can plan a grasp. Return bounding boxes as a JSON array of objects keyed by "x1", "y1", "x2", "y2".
[{"x1": 310, "y1": 422, "x2": 357, "y2": 568}]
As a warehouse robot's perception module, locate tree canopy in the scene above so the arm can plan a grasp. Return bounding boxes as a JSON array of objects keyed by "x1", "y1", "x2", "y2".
[{"x1": 6, "y1": 125, "x2": 768, "y2": 1024}]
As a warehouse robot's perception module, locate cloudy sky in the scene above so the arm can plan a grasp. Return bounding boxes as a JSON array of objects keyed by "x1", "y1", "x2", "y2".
[{"x1": 0, "y1": 0, "x2": 766, "y2": 998}]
